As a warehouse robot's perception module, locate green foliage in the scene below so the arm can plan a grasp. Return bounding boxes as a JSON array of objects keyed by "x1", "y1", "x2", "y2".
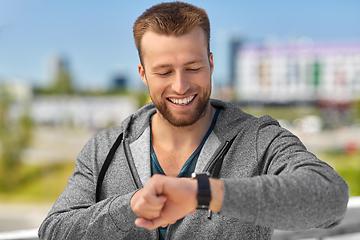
[
  {"x1": 0, "y1": 162, "x2": 75, "y2": 202},
  {"x1": 319, "y1": 151, "x2": 360, "y2": 197},
  {"x1": 34, "y1": 57, "x2": 75, "y2": 95},
  {"x1": 77, "y1": 89, "x2": 150, "y2": 109},
  {"x1": 50, "y1": 68, "x2": 74, "y2": 94},
  {"x1": 354, "y1": 98, "x2": 360, "y2": 122},
  {"x1": 133, "y1": 91, "x2": 151, "y2": 108},
  {"x1": 241, "y1": 105, "x2": 321, "y2": 122},
  {"x1": 0, "y1": 86, "x2": 34, "y2": 190}
]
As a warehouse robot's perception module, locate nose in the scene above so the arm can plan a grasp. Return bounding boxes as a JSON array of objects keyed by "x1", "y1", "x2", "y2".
[{"x1": 172, "y1": 71, "x2": 190, "y2": 94}]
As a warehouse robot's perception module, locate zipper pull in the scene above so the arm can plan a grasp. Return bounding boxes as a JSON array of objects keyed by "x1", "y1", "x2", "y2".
[{"x1": 207, "y1": 210, "x2": 212, "y2": 219}]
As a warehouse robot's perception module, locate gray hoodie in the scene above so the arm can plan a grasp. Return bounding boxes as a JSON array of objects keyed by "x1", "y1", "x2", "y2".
[{"x1": 39, "y1": 99, "x2": 349, "y2": 240}]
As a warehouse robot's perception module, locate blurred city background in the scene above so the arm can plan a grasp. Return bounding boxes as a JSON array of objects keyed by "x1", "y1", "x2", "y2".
[{"x1": 1, "y1": 0, "x2": 360, "y2": 239}]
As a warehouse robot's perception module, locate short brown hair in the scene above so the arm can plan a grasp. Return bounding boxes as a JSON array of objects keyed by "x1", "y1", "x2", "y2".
[{"x1": 133, "y1": 1, "x2": 211, "y2": 64}]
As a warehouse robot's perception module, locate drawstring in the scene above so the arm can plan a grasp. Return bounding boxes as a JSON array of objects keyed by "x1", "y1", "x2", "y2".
[{"x1": 96, "y1": 133, "x2": 123, "y2": 203}]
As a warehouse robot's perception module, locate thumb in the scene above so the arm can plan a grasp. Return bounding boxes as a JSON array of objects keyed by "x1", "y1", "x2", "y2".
[
  {"x1": 156, "y1": 194, "x2": 167, "y2": 203},
  {"x1": 135, "y1": 217, "x2": 169, "y2": 230}
]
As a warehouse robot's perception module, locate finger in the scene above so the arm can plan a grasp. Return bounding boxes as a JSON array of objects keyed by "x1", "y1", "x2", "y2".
[
  {"x1": 133, "y1": 195, "x2": 167, "y2": 218},
  {"x1": 143, "y1": 194, "x2": 167, "y2": 208},
  {"x1": 161, "y1": 220, "x2": 175, "y2": 227},
  {"x1": 133, "y1": 205, "x2": 165, "y2": 220},
  {"x1": 156, "y1": 195, "x2": 167, "y2": 204},
  {"x1": 135, "y1": 217, "x2": 169, "y2": 230},
  {"x1": 143, "y1": 210, "x2": 162, "y2": 220}
]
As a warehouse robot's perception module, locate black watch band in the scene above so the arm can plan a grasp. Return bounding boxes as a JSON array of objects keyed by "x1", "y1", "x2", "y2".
[{"x1": 191, "y1": 172, "x2": 211, "y2": 209}]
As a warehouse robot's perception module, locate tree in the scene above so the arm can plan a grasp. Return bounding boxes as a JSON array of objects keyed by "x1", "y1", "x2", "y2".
[
  {"x1": 50, "y1": 56, "x2": 75, "y2": 94},
  {"x1": 0, "y1": 86, "x2": 33, "y2": 190},
  {"x1": 355, "y1": 98, "x2": 360, "y2": 122}
]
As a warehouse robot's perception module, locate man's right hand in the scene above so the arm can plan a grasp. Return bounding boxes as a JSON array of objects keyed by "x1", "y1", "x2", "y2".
[
  {"x1": 130, "y1": 174, "x2": 198, "y2": 230},
  {"x1": 130, "y1": 181, "x2": 167, "y2": 221}
]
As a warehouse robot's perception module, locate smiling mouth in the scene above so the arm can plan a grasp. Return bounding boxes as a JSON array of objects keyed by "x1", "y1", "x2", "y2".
[{"x1": 168, "y1": 95, "x2": 195, "y2": 105}]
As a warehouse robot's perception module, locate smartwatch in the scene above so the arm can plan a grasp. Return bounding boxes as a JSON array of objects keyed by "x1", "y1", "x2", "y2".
[{"x1": 191, "y1": 172, "x2": 211, "y2": 209}]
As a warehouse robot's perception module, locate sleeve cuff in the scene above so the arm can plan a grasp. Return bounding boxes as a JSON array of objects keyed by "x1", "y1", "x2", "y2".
[{"x1": 108, "y1": 190, "x2": 139, "y2": 232}]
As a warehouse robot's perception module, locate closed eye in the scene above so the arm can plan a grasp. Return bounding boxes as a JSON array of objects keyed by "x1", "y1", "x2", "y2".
[
  {"x1": 187, "y1": 67, "x2": 202, "y2": 72},
  {"x1": 157, "y1": 71, "x2": 172, "y2": 76}
]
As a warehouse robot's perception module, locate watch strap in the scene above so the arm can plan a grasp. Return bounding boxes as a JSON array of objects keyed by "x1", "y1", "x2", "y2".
[{"x1": 192, "y1": 172, "x2": 211, "y2": 209}]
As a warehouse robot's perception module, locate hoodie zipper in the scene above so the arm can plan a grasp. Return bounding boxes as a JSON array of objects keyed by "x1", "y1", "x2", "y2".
[
  {"x1": 203, "y1": 137, "x2": 236, "y2": 220},
  {"x1": 203, "y1": 142, "x2": 230, "y2": 220},
  {"x1": 205, "y1": 137, "x2": 236, "y2": 177},
  {"x1": 206, "y1": 142, "x2": 229, "y2": 174}
]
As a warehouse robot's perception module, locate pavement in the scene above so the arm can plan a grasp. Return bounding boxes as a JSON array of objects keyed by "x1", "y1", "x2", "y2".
[{"x1": 0, "y1": 204, "x2": 52, "y2": 233}]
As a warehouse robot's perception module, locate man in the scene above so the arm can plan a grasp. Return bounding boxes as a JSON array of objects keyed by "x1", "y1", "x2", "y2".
[{"x1": 39, "y1": 2, "x2": 349, "y2": 239}]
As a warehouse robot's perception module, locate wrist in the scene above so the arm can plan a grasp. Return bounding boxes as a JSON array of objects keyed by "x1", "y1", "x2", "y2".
[{"x1": 209, "y1": 178, "x2": 223, "y2": 213}]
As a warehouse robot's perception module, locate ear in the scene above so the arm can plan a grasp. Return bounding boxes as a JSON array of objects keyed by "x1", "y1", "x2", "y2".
[
  {"x1": 209, "y1": 52, "x2": 214, "y2": 75},
  {"x1": 138, "y1": 63, "x2": 148, "y2": 86}
]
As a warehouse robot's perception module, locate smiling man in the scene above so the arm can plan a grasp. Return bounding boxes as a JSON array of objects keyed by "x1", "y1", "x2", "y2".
[
  {"x1": 139, "y1": 27, "x2": 213, "y2": 128},
  {"x1": 138, "y1": 26, "x2": 216, "y2": 178},
  {"x1": 39, "y1": 2, "x2": 349, "y2": 240}
]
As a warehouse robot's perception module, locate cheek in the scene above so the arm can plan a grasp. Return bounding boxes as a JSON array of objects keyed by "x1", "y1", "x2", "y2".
[
  {"x1": 148, "y1": 81, "x2": 167, "y2": 97},
  {"x1": 197, "y1": 73, "x2": 212, "y2": 88}
]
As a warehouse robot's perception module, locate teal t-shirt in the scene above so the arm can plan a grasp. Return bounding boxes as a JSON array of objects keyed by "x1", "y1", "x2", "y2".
[{"x1": 150, "y1": 108, "x2": 220, "y2": 240}]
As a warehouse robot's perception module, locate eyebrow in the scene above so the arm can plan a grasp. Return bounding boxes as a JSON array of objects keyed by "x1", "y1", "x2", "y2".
[{"x1": 151, "y1": 64, "x2": 172, "y2": 71}]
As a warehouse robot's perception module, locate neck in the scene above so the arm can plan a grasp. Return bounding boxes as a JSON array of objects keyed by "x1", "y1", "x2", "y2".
[{"x1": 151, "y1": 103, "x2": 216, "y2": 151}]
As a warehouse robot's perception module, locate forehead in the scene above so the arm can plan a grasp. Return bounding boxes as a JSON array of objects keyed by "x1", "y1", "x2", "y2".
[{"x1": 140, "y1": 28, "x2": 208, "y2": 67}]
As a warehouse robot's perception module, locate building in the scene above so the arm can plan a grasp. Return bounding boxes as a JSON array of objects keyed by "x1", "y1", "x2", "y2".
[
  {"x1": 235, "y1": 39, "x2": 360, "y2": 105},
  {"x1": 30, "y1": 96, "x2": 137, "y2": 129}
]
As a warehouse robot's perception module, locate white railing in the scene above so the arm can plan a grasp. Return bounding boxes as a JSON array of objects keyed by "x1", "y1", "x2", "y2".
[{"x1": 0, "y1": 228, "x2": 38, "y2": 240}]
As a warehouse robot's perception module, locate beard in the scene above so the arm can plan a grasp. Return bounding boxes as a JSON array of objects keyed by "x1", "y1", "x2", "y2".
[{"x1": 149, "y1": 85, "x2": 211, "y2": 127}]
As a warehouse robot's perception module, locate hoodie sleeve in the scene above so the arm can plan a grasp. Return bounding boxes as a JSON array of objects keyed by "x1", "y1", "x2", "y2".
[
  {"x1": 220, "y1": 117, "x2": 349, "y2": 231},
  {"x1": 38, "y1": 131, "x2": 153, "y2": 240}
]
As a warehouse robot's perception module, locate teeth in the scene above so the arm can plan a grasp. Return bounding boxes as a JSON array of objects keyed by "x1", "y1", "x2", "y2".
[{"x1": 169, "y1": 95, "x2": 195, "y2": 105}]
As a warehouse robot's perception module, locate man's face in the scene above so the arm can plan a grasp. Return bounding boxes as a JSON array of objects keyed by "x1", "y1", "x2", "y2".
[{"x1": 138, "y1": 27, "x2": 214, "y2": 127}]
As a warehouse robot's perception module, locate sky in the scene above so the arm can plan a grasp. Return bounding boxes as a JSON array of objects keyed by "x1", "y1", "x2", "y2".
[{"x1": 0, "y1": 0, "x2": 360, "y2": 90}]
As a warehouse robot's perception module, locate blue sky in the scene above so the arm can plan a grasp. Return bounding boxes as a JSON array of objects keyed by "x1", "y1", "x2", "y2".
[{"x1": 0, "y1": 0, "x2": 359, "y2": 90}]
